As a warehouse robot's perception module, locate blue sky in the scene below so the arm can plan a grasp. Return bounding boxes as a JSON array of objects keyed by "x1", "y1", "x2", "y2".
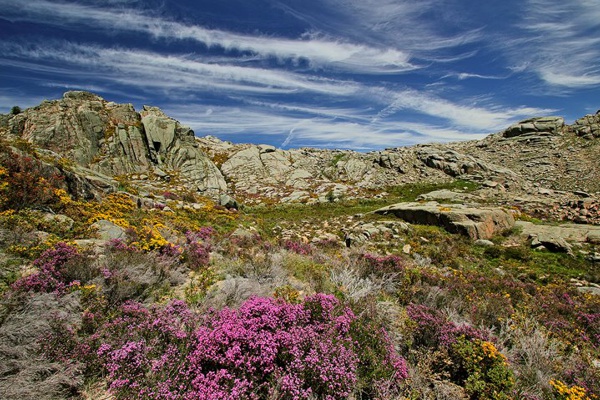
[{"x1": 0, "y1": 0, "x2": 599, "y2": 150}]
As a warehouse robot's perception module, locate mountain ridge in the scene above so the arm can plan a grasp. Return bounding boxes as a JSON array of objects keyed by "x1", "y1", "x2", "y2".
[{"x1": 1, "y1": 90, "x2": 599, "y2": 220}]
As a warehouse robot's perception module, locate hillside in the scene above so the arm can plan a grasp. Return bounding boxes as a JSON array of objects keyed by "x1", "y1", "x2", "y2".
[{"x1": 0, "y1": 92, "x2": 599, "y2": 400}]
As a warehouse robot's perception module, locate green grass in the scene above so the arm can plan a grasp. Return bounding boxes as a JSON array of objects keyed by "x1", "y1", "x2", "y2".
[
  {"x1": 473, "y1": 241, "x2": 599, "y2": 283},
  {"x1": 244, "y1": 180, "x2": 480, "y2": 239},
  {"x1": 384, "y1": 179, "x2": 479, "y2": 202},
  {"x1": 330, "y1": 153, "x2": 348, "y2": 167}
]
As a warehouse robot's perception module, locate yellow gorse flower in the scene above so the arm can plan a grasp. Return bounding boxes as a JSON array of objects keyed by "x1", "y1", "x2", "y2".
[{"x1": 550, "y1": 379, "x2": 593, "y2": 400}]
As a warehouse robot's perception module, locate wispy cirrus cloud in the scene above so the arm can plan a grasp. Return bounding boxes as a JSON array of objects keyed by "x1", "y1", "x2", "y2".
[
  {"x1": 370, "y1": 89, "x2": 553, "y2": 131},
  {"x1": 166, "y1": 91, "x2": 545, "y2": 151},
  {"x1": 0, "y1": 0, "x2": 417, "y2": 73},
  {"x1": 442, "y1": 72, "x2": 507, "y2": 81},
  {"x1": 504, "y1": 0, "x2": 600, "y2": 89},
  {"x1": 165, "y1": 104, "x2": 433, "y2": 150},
  {"x1": 0, "y1": 41, "x2": 361, "y2": 96},
  {"x1": 0, "y1": 39, "x2": 550, "y2": 148},
  {"x1": 273, "y1": 0, "x2": 483, "y2": 58}
]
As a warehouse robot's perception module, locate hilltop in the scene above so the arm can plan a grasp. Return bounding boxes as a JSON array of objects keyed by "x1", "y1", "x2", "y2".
[
  {"x1": 3, "y1": 91, "x2": 600, "y2": 205},
  {"x1": 0, "y1": 92, "x2": 599, "y2": 399}
]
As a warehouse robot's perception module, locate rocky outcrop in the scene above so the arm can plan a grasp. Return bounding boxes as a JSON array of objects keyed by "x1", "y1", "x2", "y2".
[
  {"x1": 414, "y1": 146, "x2": 518, "y2": 185},
  {"x1": 516, "y1": 221, "x2": 600, "y2": 244},
  {"x1": 218, "y1": 145, "x2": 317, "y2": 201},
  {"x1": 139, "y1": 106, "x2": 227, "y2": 195},
  {"x1": 3, "y1": 91, "x2": 226, "y2": 198},
  {"x1": 416, "y1": 148, "x2": 483, "y2": 177},
  {"x1": 373, "y1": 202, "x2": 515, "y2": 240},
  {"x1": 2, "y1": 92, "x2": 599, "y2": 207},
  {"x1": 572, "y1": 111, "x2": 600, "y2": 139},
  {"x1": 516, "y1": 220, "x2": 600, "y2": 256},
  {"x1": 502, "y1": 116, "x2": 565, "y2": 139}
]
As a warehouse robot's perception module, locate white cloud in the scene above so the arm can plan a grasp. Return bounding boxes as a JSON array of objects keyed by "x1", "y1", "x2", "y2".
[
  {"x1": 166, "y1": 103, "x2": 494, "y2": 150},
  {"x1": 370, "y1": 89, "x2": 554, "y2": 131},
  {"x1": 0, "y1": 41, "x2": 361, "y2": 96},
  {"x1": 2, "y1": 39, "x2": 548, "y2": 133},
  {"x1": 274, "y1": 0, "x2": 483, "y2": 57},
  {"x1": 506, "y1": 0, "x2": 600, "y2": 89},
  {"x1": 231, "y1": 98, "x2": 372, "y2": 122},
  {"x1": 443, "y1": 72, "x2": 507, "y2": 81},
  {"x1": 0, "y1": 0, "x2": 418, "y2": 73},
  {"x1": 0, "y1": 38, "x2": 552, "y2": 148},
  {"x1": 540, "y1": 71, "x2": 600, "y2": 88}
]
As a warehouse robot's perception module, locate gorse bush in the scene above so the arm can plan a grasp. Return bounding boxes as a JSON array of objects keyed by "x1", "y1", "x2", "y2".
[
  {"x1": 549, "y1": 379, "x2": 592, "y2": 400},
  {"x1": 449, "y1": 337, "x2": 515, "y2": 399},
  {"x1": 45, "y1": 294, "x2": 409, "y2": 399},
  {"x1": 406, "y1": 304, "x2": 516, "y2": 399}
]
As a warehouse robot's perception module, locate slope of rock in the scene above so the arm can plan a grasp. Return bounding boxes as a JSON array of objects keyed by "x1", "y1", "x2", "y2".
[
  {"x1": 2, "y1": 92, "x2": 599, "y2": 217},
  {"x1": 373, "y1": 201, "x2": 515, "y2": 240},
  {"x1": 2, "y1": 91, "x2": 226, "y2": 198}
]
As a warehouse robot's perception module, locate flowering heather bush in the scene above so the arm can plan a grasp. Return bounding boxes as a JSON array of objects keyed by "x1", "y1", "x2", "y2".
[
  {"x1": 406, "y1": 304, "x2": 515, "y2": 399},
  {"x1": 530, "y1": 287, "x2": 600, "y2": 350},
  {"x1": 194, "y1": 226, "x2": 215, "y2": 241},
  {"x1": 283, "y1": 240, "x2": 313, "y2": 255},
  {"x1": 12, "y1": 242, "x2": 82, "y2": 294},
  {"x1": 106, "y1": 238, "x2": 138, "y2": 253},
  {"x1": 182, "y1": 230, "x2": 212, "y2": 270},
  {"x1": 561, "y1": 358, "x2": 600, "y2": 399},
  {"x1": 406, "y1": 303, "x2": 488, "y2": 348},
  {"x1": 350, "y1": 313, "x2": 409, "y2": 398},
  {"x1": 46, "y1": 294, "x2": 408, "y2": 399},
  {"x1": 159, "y1": 242, "x2": 183, "y2": 258},
  {"x1": 359, "y1": 253, "x2": 405, "y2": 276}
]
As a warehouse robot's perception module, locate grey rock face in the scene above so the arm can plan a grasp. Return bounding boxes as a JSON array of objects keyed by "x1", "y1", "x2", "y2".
[
  {"x1": 572, "y1": 111, "x2": 600, "y2": 138},
  {"x1": 373, "y1": 201, "x2": 515, "y2": 240},
  {"x1": 7, "y1": 91, "x2": 226, "y2": 198},
  {"x1": 417, "y1": 148, "x2": 481, "y2": 177},
  {"x1": 502, "y1": 116, "x2": 565, "y2": 138},
  {"x1": 91, "y1": 219, "x2": 126, "y2": 241},
  {"x1": 515, "y1": 221, "x2": 600, "y2": 244},
  {"x1": 141, "y1": 107, "x2": 177, "y2": 155}
]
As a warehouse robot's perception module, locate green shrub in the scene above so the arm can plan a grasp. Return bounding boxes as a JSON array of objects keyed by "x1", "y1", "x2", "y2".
[{"x1": 449, "y1": 337, "x2": 515, "y2": 399}]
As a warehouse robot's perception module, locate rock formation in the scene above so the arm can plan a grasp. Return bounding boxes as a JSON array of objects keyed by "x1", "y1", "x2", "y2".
[
  {"x1": 3, "y1": 91, "x2": 226, "y2": 198},
  {"x1": 572, "y1": 111, "x2": 600, "y2": 139},
  {"x1": 373, "y1": 202, "x2": 515, "y2": 240}
]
